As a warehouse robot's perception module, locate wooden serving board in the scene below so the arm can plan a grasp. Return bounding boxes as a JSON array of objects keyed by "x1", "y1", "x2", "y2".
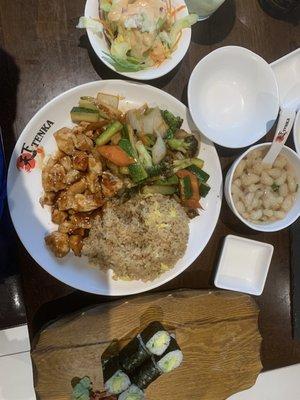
[{"x1": 32, "y1": 290, "x2": 262, "y2": 400}]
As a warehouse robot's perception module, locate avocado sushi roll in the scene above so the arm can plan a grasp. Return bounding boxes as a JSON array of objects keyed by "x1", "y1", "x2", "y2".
[
  {"x1": 118, "y1": 384, "x2": 145, "y2": 400},
  {"x1": 131, "y1": 356, "x2": 161, "y2": 390},
  {"x1": 155, "y1": 337, "x2": 183, "y2": 373},
  {"x1": 119, "y1": 336, "x2": 149, "y2": 373},
  {"x1": 103, "y1": 356, "x2": 131, "y2": 395},
  {"x1": 140, "y1": 321, "x2": 171, "y2": 356}
]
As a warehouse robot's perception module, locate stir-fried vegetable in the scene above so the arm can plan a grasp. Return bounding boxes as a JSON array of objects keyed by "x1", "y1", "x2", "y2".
[
  {"x1": 173, "y1": 158, "x2": 204, "y2": 172},
  {"x1": 186, "y1": 164, "x2": 210, "y2": 183},
  {"x1": 119, "y1": 138, "x2": 148, "y2": 183},
  {"x1": 77, "y1": 2, "x2": 198, "y2": 73},
  {"x1": 156, "y1": 175, "x2": 179, "y2": 186},
  {"x1": 168, "y1": 135, "x2": 199, "y2": 157},
  {"x1": 71, "y1": 107, "x2": 100, "y2": 123},
  {"x1": 136, "y1": 140, "x2": 153, "y2": 168},
  {"x1": 152, "y1": 133, "x2": 167, "y2": 165},
  {"x1": 96, "y1": 121, "x2": 123, "y2": 146},
  {"x1": 142, "y1": 185, "x2": 177, "y2": 195},
  {"x1": 177, "y1": 169, "x2": 200, "y2": 209},
  {"x1": 97, "y1": 145, "x2": 135, "y2": 166},
  {"x1": 161, "y1": 109, "x2": 183, "y2": 139},
  {"x1": 68, "y1": 92, "x2": 211, "y2": 212}
]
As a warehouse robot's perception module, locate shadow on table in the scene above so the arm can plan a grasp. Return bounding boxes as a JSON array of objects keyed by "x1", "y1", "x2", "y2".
[
  {"x1": 78, "y1": 34, "x2": 182, "y2": 89},
  {"x1": 0, "y1": 49, "x2": 27, "y2": 330},
  {"x1": 191, "y1": 0, "x2": 236, "y2": 46},
  {"x1": 0, "y1": 48, "x2": 20, "y2": 158}
]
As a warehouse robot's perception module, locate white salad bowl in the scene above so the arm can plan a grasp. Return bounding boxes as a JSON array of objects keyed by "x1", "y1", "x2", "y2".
[
  {"x1": 224, "y1": 143, "x2": 300, "y2": 232},
  {"x1": 188, "y1": 46, "x2": 280, "y2": 148},
  {"x1": 84, "y1": 0, "x2": 192, "y2": 80}
]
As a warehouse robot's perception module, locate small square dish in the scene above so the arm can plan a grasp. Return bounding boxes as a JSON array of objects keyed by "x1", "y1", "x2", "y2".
[{"x1": 214, "y1": 235, "x2": 274, "y2": 296}]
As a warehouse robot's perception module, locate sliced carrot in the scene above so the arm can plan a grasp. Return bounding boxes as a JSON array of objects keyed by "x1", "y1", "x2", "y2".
[
  {"x1": 176, "y1": 169, "x2": 200, "y2": 208},
  {"x1": 97, "y1": 145, "x2": 135, "y2": 167}
]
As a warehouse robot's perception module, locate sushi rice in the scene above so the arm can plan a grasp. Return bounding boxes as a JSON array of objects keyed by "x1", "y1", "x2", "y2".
[
  {"x1": 157, "y1": 349, "x2": 183, "y2": 373},
  {"x1": 144, "y1": 331, "x2": 171, "y2": 356},
  {"x1": 118, "y1": 385, "x2": 145, "y2": 400},
  {"x1": 105, "y1": 370, "x2": 131, "y2": 395}
]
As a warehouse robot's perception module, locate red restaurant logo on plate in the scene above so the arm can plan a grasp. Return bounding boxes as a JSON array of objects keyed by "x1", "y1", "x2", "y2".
[{"x1": 16, "y1": 119, "x2": 54, "y2": 172}]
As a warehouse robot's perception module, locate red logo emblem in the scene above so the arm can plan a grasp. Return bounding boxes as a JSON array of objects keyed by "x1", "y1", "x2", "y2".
[{"x1": 16, "y1": 151, "x2": 36, "y2": 172}]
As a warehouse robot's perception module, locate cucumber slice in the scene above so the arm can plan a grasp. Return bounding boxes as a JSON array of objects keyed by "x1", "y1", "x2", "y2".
[
  {"x1": 95, "y1": 121, "x2": 123, "y2": 146},
  {"x1": 142, "y1": 185, "x2": 177, "y2": 195},
  {"x1": 199, "y1": 182, "x2": 211, "y2": 198},
  {"x1": 182, "y1": 176, "x2": 192, "y2": 199},
  {"x1": 156, "y1": 175, "x2": 179, "y2": 186},
  {"x1": 70, "y1": 107, "x2": 99, "y2": 123},
  {"x1": 187, "y1": 165, "x2": 210, "y2": 183},
  {"x1": 128, "y1": 164, "x2": 148, "y2": 183},
  {"x1": 78, "y1": 99, "x2": 98, "y2": 111}
]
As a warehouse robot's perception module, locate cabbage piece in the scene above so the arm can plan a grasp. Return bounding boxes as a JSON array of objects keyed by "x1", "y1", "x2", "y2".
[
  {"x1": 152, "y1": 107, "x2": 168, "y2": 137},
  {"x1": 104, "y1": 53, "x2": 147, "y2": 72},
  {"x1": 97, "y1": 92, "x2": 119, "y2": 109},
  {"x1": 170, "y1": 14, "x2": 198, "y2": 47},
  {"x1": 126, "y1": 109, "x2": 143, "y2": 132},
  {"x1": 159, "y1": 31, "x2": 171, "y2": 47},
  {"x1": 100, "y1": 0, "x2": 112, "y2": 12},
  {"x1": 152, "y1": 133, "x2": 166, "y2": 165},
  {"x1": 76, "y1": 16, "x2": 103, "y2": 34},
  {"x1": 110, "y1": 36, "x2": 131, "y2": 60}
]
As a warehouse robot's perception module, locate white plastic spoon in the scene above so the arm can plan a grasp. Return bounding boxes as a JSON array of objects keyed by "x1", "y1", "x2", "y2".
[{"x1": 263, "y1": 84, "x2": 300, "y2": 166}]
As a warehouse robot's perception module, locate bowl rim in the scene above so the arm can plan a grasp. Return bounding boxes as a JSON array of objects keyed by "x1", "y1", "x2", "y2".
[
  {"x1": 187, "y1": 45, "x2": 280, "y2": 148},
  {"x1": 84, "y1": 0, "x2": 192, "y2": 81},
  {"x1": 293, "y1": 111, "x2": 300, "y2": 156},
  {"x1": 226, "y1": 142, "x2": 300, "y2": 232}
]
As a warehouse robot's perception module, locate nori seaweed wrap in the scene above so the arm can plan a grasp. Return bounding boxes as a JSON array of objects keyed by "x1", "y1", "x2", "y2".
[
  {"x1": 103, "y1": 356, "x2": 131, "y2": 395},
  {"x1": 140, "y1": 322, "x2": 171, "y2": 356},
  {"x1": 119, "y1": 336, "x2": 149, "y2": 373},
  {"x1": 131, "y1": 357, "x2": 161, "y2": 390},
  {"x1": 155, "y1": 337, "x2": 183, "y2": 373}
]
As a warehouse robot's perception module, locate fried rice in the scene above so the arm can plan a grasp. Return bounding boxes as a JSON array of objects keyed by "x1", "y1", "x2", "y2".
[{"x1": 82, "y1": 194, "x2": 189, "y2": 281}]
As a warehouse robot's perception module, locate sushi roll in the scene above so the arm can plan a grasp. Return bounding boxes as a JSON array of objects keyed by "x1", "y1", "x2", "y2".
[
  {"x1": 119, "y1": 337, "x2": 149, "y2": 373},
  {"x1": 140, "y1": 321, "x2": 171, "y2": 356},
  {"x1": 131, "y1": 357, "x2": 161, "y2": 390},
  {"x1": 118, "y1": 385, "x2": 145, "y2": 400},
  {"x1": 103, "y1": 356, "x2": 131, "y2": 395},
  {"x1": 155, "y1": 337, "x2": 183, "y2": 373}
]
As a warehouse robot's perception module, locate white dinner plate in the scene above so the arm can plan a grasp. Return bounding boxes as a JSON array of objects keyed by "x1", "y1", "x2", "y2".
[
  {"x1": 84, "y1": 0, "x2": 191, "y2": 80},
  {"x1": 7, "y1": 80, "x2": 222, "y2": 296}
]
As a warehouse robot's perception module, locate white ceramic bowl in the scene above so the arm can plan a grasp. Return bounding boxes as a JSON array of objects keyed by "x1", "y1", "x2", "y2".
[
  {"x1": 293, "y1": 111, "x2": 300, "y2": 155},
  {"x1": 224, "y1": 143, "x2": 300, "y2": 232},
  {"x1": 188, "y1": 46, "x2": 280, "y2": 148},
  {"x1": 84, "y1": 0, "x2": 192, "y2": 80}
]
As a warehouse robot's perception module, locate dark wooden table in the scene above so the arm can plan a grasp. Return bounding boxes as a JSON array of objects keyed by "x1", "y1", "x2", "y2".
[{"x1": 1, "y1": 0, "x2": 300, "y2": 371}]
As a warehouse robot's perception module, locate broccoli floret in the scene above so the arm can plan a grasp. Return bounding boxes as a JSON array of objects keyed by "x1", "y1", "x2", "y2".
[
  {"x1": 146, "y1": 161, "x2": 173, "y2": 178},
  {"x1": 161, "y1": 110, "x2": 183, "y2": 139},
  {"x1": 184, "y1": 135, "x2": 199, "y2": 157},
  {"x1": 168, "y1": 135, "x2": 199, "y2": 157}
]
